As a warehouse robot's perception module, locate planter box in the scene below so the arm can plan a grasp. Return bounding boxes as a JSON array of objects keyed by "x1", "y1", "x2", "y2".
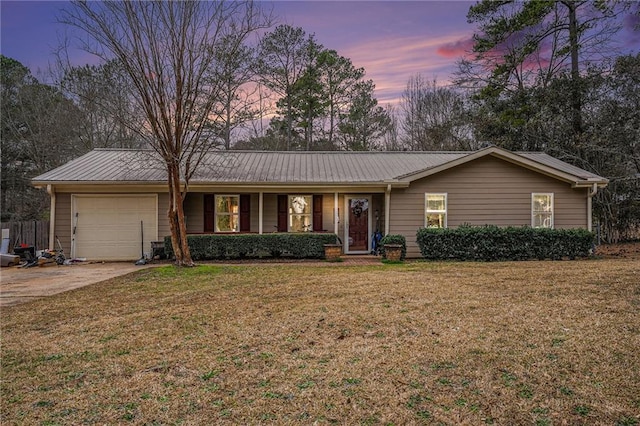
[
  {"x1": 324, "y1": 244, "x2": 342, "y2": 261},
  {"x1": 384, "y1": 244, "x2": 403, "y2": 262}
]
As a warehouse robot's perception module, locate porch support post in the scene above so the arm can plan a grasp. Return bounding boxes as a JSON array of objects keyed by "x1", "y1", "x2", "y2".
[
  {"x1": 384, "y1": 184, "x2": 391, "y2": 235},
  {"x1": 259, "y1": 192, "x2": 264, "y2": 234},
  {"x1": 47, "y1": 184, "x2": 56, "y2": 250},
  {"x1": 334, "y1": 192, "x2": 339, "y2": 235}
]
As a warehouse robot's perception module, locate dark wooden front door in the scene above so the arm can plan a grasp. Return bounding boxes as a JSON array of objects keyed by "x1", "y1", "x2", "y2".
[{"x1": 348, "y1": 197, "x2": 369, "y2": 252}]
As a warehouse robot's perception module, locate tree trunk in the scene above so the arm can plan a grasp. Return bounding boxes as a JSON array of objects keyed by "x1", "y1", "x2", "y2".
[
  {"x1": 286, "y1": 95, "x2": 293, "y2": 150},
  {"x1": 328, "y1": 99, "x2": 335, "y2": 148},
  {"x1": 306, "y1": 99, "x2": 313, "y2": 150},
  {"x1": 167, "y1": 160, "x2": 194, "y2": 266},
  {"x1": 567, "y1": 1, "x2": 582, "y2": 136},
  {"x1": 223, "y1": 78, "x2": 233, "y2": 150},
  {"x1": 225, "y1": 97, "x2": 232, "y2": 150}
]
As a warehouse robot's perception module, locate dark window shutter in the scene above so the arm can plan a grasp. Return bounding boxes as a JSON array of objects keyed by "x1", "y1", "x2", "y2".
[
  {"x1": 240, "y1": 194, "x2": 250, "y2": 232},
  {"x1": 313, "y1": 194, "x2": 323, "y2": 232},
  {"x1": 277, "y1": 195, "x2": 288, "y2": 232},
  {"x1": 204, "y1": 194, "x2": 215, "y2": 233}
]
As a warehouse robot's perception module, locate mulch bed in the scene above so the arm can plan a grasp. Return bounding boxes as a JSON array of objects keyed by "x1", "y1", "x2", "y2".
[{"x1": 595, "y1": 241, "x2": 640, "y2": 259}]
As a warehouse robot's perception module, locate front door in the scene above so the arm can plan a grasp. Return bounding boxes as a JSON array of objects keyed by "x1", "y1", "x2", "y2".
[{"x1": 345, "y1": 196, "x2": 371, "y2": 253}]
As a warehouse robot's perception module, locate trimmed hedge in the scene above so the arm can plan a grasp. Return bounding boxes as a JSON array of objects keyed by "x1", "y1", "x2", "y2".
[
  {"x1": 164, "y1": 233, "x2": 339, "y2": 260},
  {"x1": 416, "y1": 226, "x2": 594, "y2": 261},
  {"x1": 379, "y1": 234, "x2": 407, "y2": 260}
]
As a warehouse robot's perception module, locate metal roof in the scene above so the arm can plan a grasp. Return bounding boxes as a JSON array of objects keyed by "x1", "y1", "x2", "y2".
[
  {"x1": 517, "y1": 152, "x2": 606, "y2": 181},
  {"x1": 32, "y1": 148, "x2": 607, "y2": 186}
]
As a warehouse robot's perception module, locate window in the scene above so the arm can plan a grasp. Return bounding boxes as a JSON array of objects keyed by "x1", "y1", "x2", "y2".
[
  {"x1": 532, "y1": 193, "x2": 553, "y2": 228},
  {"x1": 289, "y1": 195, "x2": 312, "y2": 232},
  {"x1": 425, "y1": 193, "x2": 447, "y2": 228},
  {"x1": 215, "y1": 195, "x2": 239, "y2": 232}
]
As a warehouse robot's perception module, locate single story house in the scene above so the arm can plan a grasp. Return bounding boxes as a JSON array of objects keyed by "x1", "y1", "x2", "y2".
[{"x1": 32, "y1": 146, "x2": 608, "y2": 260}]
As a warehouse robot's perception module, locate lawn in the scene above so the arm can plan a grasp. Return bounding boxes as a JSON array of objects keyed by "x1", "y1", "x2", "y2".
[{"x1": 1, "y1": 258, "x2": 639, "y2": 425}]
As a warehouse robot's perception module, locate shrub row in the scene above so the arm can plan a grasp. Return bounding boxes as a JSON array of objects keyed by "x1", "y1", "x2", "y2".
[
  {"x1": 164, "y1": 233, "x2": 339, "y2": 260},
  {"x1": 379, "y1": 234, "x2": 407, "y2": 260},
  {"x1": 416, "y1": 226, "x2": 594, "y2": 261}
]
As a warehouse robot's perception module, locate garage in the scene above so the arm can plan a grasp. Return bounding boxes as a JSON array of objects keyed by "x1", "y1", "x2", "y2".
[{"x1": 71, "y1": 195, "x2": 158, "y2": 261}]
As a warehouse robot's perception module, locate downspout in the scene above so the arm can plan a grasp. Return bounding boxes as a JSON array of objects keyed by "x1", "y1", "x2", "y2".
[
  {"x1": 384, "y1": 184, "x2": 391, "y2": 235},
  {"x1": 47, "y1": 185, "x2": 56, "y2": 250},
  {"x1": 587, "y1": 183, "x2": 598, "y2": 232}
]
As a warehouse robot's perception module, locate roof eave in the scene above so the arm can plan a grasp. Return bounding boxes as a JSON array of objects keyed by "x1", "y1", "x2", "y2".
[
  {"x1": 572, "y1": 178, "x2": 609, "y2": 188},
  {"x1": 35, "y1": 180, "x2": 408, "y2": 191},
  {"x1": 33, "y1": 180, "x2": 166, "y2": 187}
]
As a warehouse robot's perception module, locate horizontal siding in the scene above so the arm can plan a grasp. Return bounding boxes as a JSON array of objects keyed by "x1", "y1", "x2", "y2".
[
  {"x1": 337, "y1": 194, "x2": 345, "y2": 239},
  {"x1": 157, "y1": 193, "x2": 170, "y2": 239},
  {"x1": 321, "y1": 195, "x2": 332, "y2": 232},
  {"x1": 390, "y1": 156, "x2": 588, "y2": 258},
  {"x1": 250, "y1": 194, "x2": 259, "y2": 232},
  {"x1": 184, "y1": 193, "x2": 204, "y2": 234},
  {"x1": 555, "y1": 195, "x2": 588, "y2": 228},
  {"x1": 372, "y1": 194, "x2": 384, "y2": 232},
  {"x1": 55, "y1": 193, "x2": 72, "y2": 254},
  {"x1": 262, "y1": 194, "x2": 278, "y2": 232}
]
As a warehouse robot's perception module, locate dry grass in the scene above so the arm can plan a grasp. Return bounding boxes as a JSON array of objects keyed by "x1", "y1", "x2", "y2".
[{"x1": 1, "y1": 258, "x2": 639, "y2": 425}]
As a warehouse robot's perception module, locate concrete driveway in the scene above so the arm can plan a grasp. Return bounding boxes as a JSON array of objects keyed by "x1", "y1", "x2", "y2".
[{"x1": 0, "y1": 262, "x2": 159, "y2": 307}]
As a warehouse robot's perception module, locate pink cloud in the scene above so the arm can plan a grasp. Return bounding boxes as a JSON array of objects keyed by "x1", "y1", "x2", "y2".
[
  {"x1": 339, "y1": 33, "x2": 471, "y2": 104},
  {"x1": 436, "y1": 37, "x2": 475, "y2": 59},
  {"x1": 442, "y1": 30, "x2": 560, "y2": 76}
]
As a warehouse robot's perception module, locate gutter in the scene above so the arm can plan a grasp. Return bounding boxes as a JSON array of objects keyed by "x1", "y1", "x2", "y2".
[{"x1": 31, "y1": 181, "x2": 412, "y2": 194}]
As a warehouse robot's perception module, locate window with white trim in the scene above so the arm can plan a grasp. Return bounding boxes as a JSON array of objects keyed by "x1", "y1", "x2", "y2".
[
  {"x1": 425, "y1": 193, "x2": 447, "y2": 228},
  {"x1": 289, "y1": 195, "x2": 312, "y2": 232},
  {"x1": 532, "y1": 193, "x2": 554, "y2": 228},
  {"x1": 215, "y1": 195, "x2": 240, "y2": 232}
]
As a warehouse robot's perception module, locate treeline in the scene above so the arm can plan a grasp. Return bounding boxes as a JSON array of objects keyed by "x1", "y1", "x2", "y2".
[{"x1": 1, "y1": 1, "x2": 638, "y2": 241}]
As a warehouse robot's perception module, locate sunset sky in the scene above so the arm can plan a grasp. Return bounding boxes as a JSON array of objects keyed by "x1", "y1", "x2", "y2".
[
  {"x1": 1, "y1": 1, "x2": 475, "y2": 104},
  {"x1": 1, "y1": 1, "x2": 638, "y2": 105}
]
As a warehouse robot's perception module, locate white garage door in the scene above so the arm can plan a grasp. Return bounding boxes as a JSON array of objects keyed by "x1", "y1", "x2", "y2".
[{"x1": 72, "y1": 195, "x2": 158, "y2": 261}]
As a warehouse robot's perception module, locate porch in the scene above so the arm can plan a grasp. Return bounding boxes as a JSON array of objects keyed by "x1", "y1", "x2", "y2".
[{"x1": 183, "y1": 191, "x2": 389, "y2": 255}]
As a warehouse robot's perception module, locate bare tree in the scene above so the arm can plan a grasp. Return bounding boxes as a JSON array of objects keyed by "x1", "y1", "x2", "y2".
[
  {"x1": 61, "y1": 1, "x2": 271, "y2": 266},
  {"x1": 401, "y1": 75, "x2": 474, "y2": 151},
  {"x1": 246, "y1": 82, "x2": 274, "y2": 141},
  {"x1": 60, "y1": 60, "x2": 145, "y2": 150},
  {"x1": 206, "y1": 36, "x2": 260, "y2": 150},
  {"x1": 381, "y1": 104, "x2": 401, "y2": 151}
]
